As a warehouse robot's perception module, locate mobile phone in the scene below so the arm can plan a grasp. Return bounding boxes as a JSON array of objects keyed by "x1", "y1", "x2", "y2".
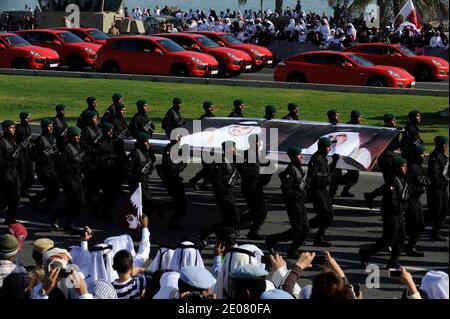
[
  {"x1": 352, "y1": 284, "x2": 361, "y2": 296},
  {"x1": 388, "y1": 268, "x2": 402, "y2": 278},
  {"x1": 312, "y1": 255, "x2": 327, "y2": 265},
  {"x1": 58, "y1": 270, "x2": 70, "y2": 278}
]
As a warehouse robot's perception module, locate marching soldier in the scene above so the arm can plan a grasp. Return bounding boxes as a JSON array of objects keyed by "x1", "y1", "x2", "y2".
[
  {"x1": 265, "y1": 146, "x2": 309, "y2": 259},
  {"x1": 52, "y1": 104, "x2": 68, "y2": 145},
  {"x1": 405, "y1": 145, "x2": 428, "y2": 257},
  {"x1": 327, "y1": 109, "x2": 340, "y2": 125},
  {"x1": 53, "y1": 127, "x2": 86, "y2": 233},
  {"x1": 364, "y1": 113, "x2": 401, "y2": 208},
  {"x1": 236, "y1": 134, "x2": 269, "y2": 240},
  {"x1": 94, "y1": 122, "x2": 126, "y2": 220},
  {"x1": 307, "y1": 137, "x2": 339, "y2": 247},
  {"x1": 129, "y1": 100, "x2": 155, "y2": 139},
  {"x1": 81, "y1": 111, "x2": 102, "y2": 147},
  {"x1": 111, "y1": 103, "x2": 129, "y2": 140},
  {"x1": 263, "y1": 104, "x2": 277, "y2": 120},
  {"x1": 29, "y1": 119, "x2": 60, "y2": 217},
  {"x1": 161, "y1": 97, "x2": 185, "y2": 138},
  {"x1": 282, "y1": 103, "x2": 299, "y2": 120},
  {"x1": 199, "y1": 141, "x2": 240, "y2": 244},
  {"x1": 15, "y1": 112, "x2": 34, "y2": 197},
  {"x1": 401, "y1": 110, "x2": 423, "y2": 163},
  {"x1": 0, "y1": 120, "x2": 21, "y2": 224},
  {"x1": 360, "y1": 157, "x2": 409, "y2": 268},
  {"x1": 228, "y1": 99, "x2": 245, "y2": 117},
  {"x1": 327, "y1": 109, "x2": 341, "y2": 199},
  {"x1": 160, "y1": 135, "x2": 187, "y2": 230},
  {"x1": 428, "y1": 136, "x2": 449, "y2": 241},
  {"x1": 199, "y1": 101, "x2": 215, "y2": 119},
  {"x1": 101, "y1": 93, "x2": 123, "y2": 125},
  {"x1": 76, "y1": 96, "x2": 99, "y2": 129},
  {"x1": 127, "y1": 132, "x2": 157, "y2": 219}
]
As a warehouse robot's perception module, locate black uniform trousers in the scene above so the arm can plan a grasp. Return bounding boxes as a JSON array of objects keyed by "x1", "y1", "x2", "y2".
[
  {"x1": 202, "y1": 189, "x2": 239, "y2": 238},
  {"x1": 405, "y1": 198, "x2": 425, "y2": 247},
  {"x1": 34, "y1": 164, "x2": 60, "y2": 214},
  {"x1": 309, "y1": 188, "x2": 334, "y2": 235},
  {"x1": 17, "y1": 152, "x2": 35, "y2": 193},
  {"x1": 428, "y1": 186, "x2": 449, "y2": 234},
  {"x1": 59, "y1": 173, "x2": 85, "y2": 227},
  {"x1": 0, "y1": 168, "x2": 20, "y2": 220},
  {"x1": 162, "y1": 176, "x2": 186, "y2": 224},
  {"x1": 240, "y1": 182, "x2": 268, "y2": 232}
]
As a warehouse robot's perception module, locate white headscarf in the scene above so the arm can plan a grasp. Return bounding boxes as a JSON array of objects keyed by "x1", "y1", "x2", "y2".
[
  {"x1": 420, "y1": 271, "x2": 449, "y2": 299},
  {"x1": 167, "y1": 241, "x2": 204, "y2": 272},
  {"x1": 214, "y1": 245, "x2": 261, "y2": 299},
  {"x1": 104, "y1": 234, "x2": 136, "y2": 258},
  {"x1": 91, "y1": 244, "x2": 117, "y2": 283},
  {"x1": 153, "y1": 272, "x2": 180, "y2": 299},
  {"x1": 148, "y1": 247, "x2": 175, "y2": 273},
  {"x1": 286, "y1": 19, "x2": 296, "y2": 32}
]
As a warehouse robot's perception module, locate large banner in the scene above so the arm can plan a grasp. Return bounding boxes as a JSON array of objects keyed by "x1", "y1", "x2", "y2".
[{"x1": 179, "y1": 117, "x2": 401, "y2": 172}]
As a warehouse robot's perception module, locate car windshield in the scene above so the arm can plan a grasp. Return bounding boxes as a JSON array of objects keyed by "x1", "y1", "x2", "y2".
[
  {"x1": 58, "y1": 32, "x2": 84, "y2": 43},
  {"x1": 196, "y1": 36, "x2": 219, "y2": 48},
  {"x1": 157, "y1": 39, "x2": 185, "y2": 52},
  {"x1": 397, "y1": 45, "x2": 416, "y2": 56},
  {"x1": 2, "y1": 35, "x2": 31, "y2": 47},
  {"x1": 350, "y1": 54, "x2": 374, "y2": 66},
  {"x1": 221, "y1": 34, "x2": 242, "y2": 44},
  {"x1": 87, "y1": 29, "x2": 110, "y2": 40}
]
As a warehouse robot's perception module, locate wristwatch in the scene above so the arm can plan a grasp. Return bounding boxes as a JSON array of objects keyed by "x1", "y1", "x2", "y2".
[{"x1": 38, "y1": 288, "x2": 47, "y2": 297}]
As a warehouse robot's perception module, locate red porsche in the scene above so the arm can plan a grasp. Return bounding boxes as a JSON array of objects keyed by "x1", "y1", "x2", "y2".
[
  {"x1": 54, "y1": 27, "x2": 110, "y2": 46},
  {"x1": 274, "y1": 51, "x2": 416, "y2": 88}
]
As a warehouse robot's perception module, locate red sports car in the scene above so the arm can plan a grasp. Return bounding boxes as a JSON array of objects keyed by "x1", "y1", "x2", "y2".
[
  {"x1": 54, "y1": 27, "x2": 110, "y2": 45},
  {"x1": 344, "y1": 43, "x2": 449, "y2": 81},
  {"x1": 274, "y1": 51, "x2": 416, "y2": 88},
  {"x1": 0, "y1": 32, "x2": 60, "y2": 69},
  {"x1": 155, "y1": 33, "x2": 253, "y2": 76},
  {"x1": 95, "y1": 35, "x2": 219, "y2": 77},
  {"x1": 16, "y1": 29, "x2": 101, "y2": 70},
  {"x1": 192, "y1": 31, "x2": 274, "y2": 70}
]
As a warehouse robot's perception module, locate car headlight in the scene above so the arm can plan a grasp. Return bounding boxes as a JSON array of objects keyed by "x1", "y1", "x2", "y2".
[
  {"x1": 84, "y1": 47, "x2": 95, "y2": 53},
  {"x1": 388, "y1": 70, "x2": 401, "y2": 78},
  {"x1": 227, "y1": 52, "x2": 238, "y2": 59},
  {"x1": 30, "y1": 50, "x2": 42, "y2": 57},
  {"x1": 191, "y1": 56, "x2": 203, "y2": 63},
  {"x1": 432, "y1": 59, "x2": 442, "y2": 66},
  {"x1": 250, "y1": 48, "x2": 261, "y2": 55}
]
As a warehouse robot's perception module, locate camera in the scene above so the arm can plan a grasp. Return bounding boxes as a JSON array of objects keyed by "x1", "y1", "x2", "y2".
[
  {"x1": 388, "y1": 268, "x2": 402, "y2": 278},
  {"x1": 311, "y1": 255, "x2": 327, "y2": 266},
  {"x1": 48, "y1": 259, "x2": 70, "y2": 278}
]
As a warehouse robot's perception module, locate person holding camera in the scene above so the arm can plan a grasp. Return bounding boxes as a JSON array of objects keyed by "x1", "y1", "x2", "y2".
[{"x1": 211, "y1": 226, "x2": 239, "y2": 278}]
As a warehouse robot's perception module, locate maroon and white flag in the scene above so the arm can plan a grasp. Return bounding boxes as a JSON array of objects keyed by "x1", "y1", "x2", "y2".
[
  {"x1": 399, "y1": 0, "x2": 422, "y2": 30},
  {"x1": 119, "y1": 183, "x2": 143, "y2": 239}
]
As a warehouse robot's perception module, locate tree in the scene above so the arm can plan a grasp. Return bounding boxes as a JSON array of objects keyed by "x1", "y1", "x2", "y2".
[{"x1": 327, "y1": 0, "x2": 449, "y2": 26}]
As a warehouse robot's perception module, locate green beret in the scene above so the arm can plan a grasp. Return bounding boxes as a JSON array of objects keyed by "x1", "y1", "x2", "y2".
[
  {"x1": 319, "y1": 137, "x2": 333, "y2": 147},
  {"x1": 351, "y1": 110, "x2": 362, "y2": 118},
  {"x1": 112, "y1": 93, "x2": 123, "y2": 101},
  {"x1": 233, "y1": 99, "x2": 243, "y2": 107},
  {"x1": 287, "y1": 146, "x2": 302, "y2": 157},
  {"x1": 412, "y1": 145, "x2": 426, "y2": 155},
  {"x1": 383, "y1": 113, "x2": 396, "y2": 121},
  {"x1": 19, "y1": 112, "x2": 30, "y2": 119},
  {"x1": 67, "y1": 126, "x2": 81, "y2": 136},
  {"x1": 40, "y1": 118, "x2": 53, "y2": 127},
  {"x1": 265, "y1": 105, "x2": 277, "y2": 113},
  {"x1": 55, "y1": 104, "x2": 65, "y2": 111},
  {"x1": 86, "y1": 110, "x2": 98, "y2": 118},
  {"x1": 0, "y1": 234, "x2": 19, "y2": 258},
  {"x1": 392, "y1": 157, "x2": 407, "y2": 167},
  {"x1": 287, "y1": 103, "x2": 298, "y2": 111},
  {"x1": 408, "y1": 110, "x2": 420, "y2": 118},
  {"x1": 2, "y1": 120, "x2": 15, "y2": 128},
  {"x1": 173, "y1": 97, "x2": 182, "y2": 104},
  {"x1": 327, "y1": 109, "x2": 338, "y2": 117},
  {"x1": 114, "y1": 103, "x2": 125, "y2": 112},
  {"x1": 434, "y1": 135, "x2": 449, "y2": 145},
  {"x1": 102, "y1": 122, "x2": 114, "y2": 132},
  {"x1": 136, "y1": 132, "x2": 150, "y2": 142},
  {"x1": 136, "y1": 100, "x2": 148, "y2": 108},
  {"x1": 86, "y1": 96, "x2": 96, "y2": 105},
  {"x1": 203, "y1": 101, "x2": 213, "y2": 108}
]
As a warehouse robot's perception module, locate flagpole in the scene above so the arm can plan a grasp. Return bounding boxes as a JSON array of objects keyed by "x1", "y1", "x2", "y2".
[{"x1": 137, "y1": 182, "x2": 143, "y2": 219}]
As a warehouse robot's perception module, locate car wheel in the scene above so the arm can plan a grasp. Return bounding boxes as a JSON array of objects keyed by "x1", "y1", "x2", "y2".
[
  {"x1": 367, "y1": 77, "x2": 387, "y2": 87},
  {"x1": 68, "y1": 55, "x2": 84, "y2": 71},
  {"x1": 102, "y1": 61, "x2": 120, "y2": 73},
  {"x1": 12, "y1": 59, "x2": 28, "y2": 69},
  {"x1": 414, "y1": 65, "x2": 432, "y2": 81},
  {"x1": 287, "y1": 72, "x2": 307, "y2": 83},
  {"x1": 170, "y1": 65, "x2": 189, "y2": 77}
]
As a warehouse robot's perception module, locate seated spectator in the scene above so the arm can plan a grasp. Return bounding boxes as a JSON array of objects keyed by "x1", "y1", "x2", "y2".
[
  {"x1": 0, "y1": 234, "x2": 27, "y2": 289},
  {"x1": 229, "y1": 264, "x2": 268, "y2": 299},
  {"x1": 177, "y1": 266, "x2": 216, "y2": 299},
  {"x1": 420, "y1": 271, "x2": 449, "y2": 299},
  {"x1": 111, "y1": 250, "x2": 147, "y2": 299},
  {"x1": 168, "y1": 240, "x2": 205, "y2": 272},
  {"x1": 27, "y1": 238, "x2": 54, "y2": 291}
]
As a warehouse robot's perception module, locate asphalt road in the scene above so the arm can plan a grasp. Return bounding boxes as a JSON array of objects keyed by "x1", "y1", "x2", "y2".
[
  {"x1": 237, "y1": 67, "x2": 450, "y2": 91},
  {"x1": 1, "y1": 159, "x2": 448, "y2": 299}
]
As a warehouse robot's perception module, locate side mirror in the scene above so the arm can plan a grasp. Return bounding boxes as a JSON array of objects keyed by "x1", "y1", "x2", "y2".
[
  {"x1": 0, "y1": 44, "x2": 6, "y2": 50},
  {"x1": 217, "y1": 41, "x2": 225, "y2": 47},
  {"x1": 83, "y1": 37, "x2": 91, "y2": 42},
  {"x1": 192, "y1": 44, "x2": 201, "y2": 51},
  {"x1": 393, "y1": 52, "x2": 402, "y2": 57},
  {"x1": 344, "y1": 62, "x2": 353, "y2": 68},
  {"x1": 153, "y1": 48, "x2": 163, "y2": 56},
  {"x1": 53, "y1": 40, "x2": 62, "y2": 46}
]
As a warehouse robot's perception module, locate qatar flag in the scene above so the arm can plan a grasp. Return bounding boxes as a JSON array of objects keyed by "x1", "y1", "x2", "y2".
[
  {"x1": 399, "y1": 0, "x2": 422, "y2": 30},
  {"x1": 119, "y1": 183, "x2": 143, "y2": 239}
]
